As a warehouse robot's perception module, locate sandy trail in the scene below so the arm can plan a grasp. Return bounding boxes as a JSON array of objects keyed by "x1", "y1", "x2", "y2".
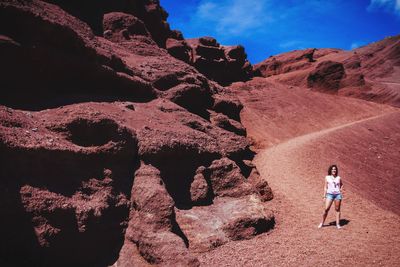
[{"x1": 199, "y1": 109, "x2": 400, "y2": 266}]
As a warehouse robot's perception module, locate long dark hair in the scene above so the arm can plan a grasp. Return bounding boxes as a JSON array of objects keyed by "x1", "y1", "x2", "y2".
[{"x1": 328, "y1": 165, "x2": 339, "y2": 175}]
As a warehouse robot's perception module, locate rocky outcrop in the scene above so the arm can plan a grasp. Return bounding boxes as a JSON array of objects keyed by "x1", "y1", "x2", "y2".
[
  {"x1": 0, "y1": 106, "x2": 138, "y2": 266},
  {"x1": 190, "y1": 167, "x2": 211, "y2": 205},
  {"x1": 36, "y1": 0, "x2": 171, "y2": 48},
  {"x1": 166, "y1": 37, "x2": 192, "y2": 63},
  {"x1": 205, "y1": 157, "x2": 254, "y2": 197},
  {"x1": 0, "y1": 0, "x2": 156, "y2": 109},
  {"x1": 0, "y1": 95, "x2": 273, "y2": 266},
  {"x1": 0, "y1": 0, "x2": 222, "y2": 118},
  {"x1": 32, "y1": 0, "x2": 253, "y2": 86},
  {"x1": 103, "y1": 12, "x2": 151, "y2": 42},
  {"x1": 185, "y1": 37, "x2": 253, "y2": 85},
  {"x1": 124, "y1": 163, "x2": 199, "y2": 266}
]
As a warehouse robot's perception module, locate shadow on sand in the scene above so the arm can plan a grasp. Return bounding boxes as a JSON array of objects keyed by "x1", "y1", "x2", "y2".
[{"x1": 327, "y1": 219, "x2": 350, "y2": 227}]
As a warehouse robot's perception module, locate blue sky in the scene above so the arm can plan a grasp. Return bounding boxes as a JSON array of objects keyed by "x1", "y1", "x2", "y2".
[{"x1": 160, "y1": 0, "x2": 400, "y2": 63}]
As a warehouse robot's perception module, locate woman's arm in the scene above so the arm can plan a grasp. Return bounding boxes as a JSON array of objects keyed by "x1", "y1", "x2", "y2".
[{"x1": 323, "y1": 178, "x2": 327, "y2": 198}]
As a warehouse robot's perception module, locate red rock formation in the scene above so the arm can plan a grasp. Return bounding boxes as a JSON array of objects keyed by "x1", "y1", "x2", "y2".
[
  {"x1": 103, "y1": 12, "x2": 151, "y2": 42},
  {"x1": 0, "y1": 0, "x2": 156, "y2": 109},
  {"x1": 37, "y1": 0, "x2": 171, "y2": 47},
  {"x1": 0, "y1": 1, "x2": 273, "y2": 266},
  {"x1": 0, "y1": 106, "x2": 137, "y2": 266},
  {"x1": 166, "y1": 37, "x2": 192, "y2": 63},
  {"x1": 124, "y1": 163, "x2": 199, "y2": 266},
  {"x1": 0, "y1": 97, "x2": 272, "y2": 265},
  {"x1": 254, "y1": 35, "x2": 400, "y2": 107},
  {"x1": 186, "y1": 37, "x2": 253, "y2": 85},
  {"x1": 37, "y1": 0, "x2": 252, "y2": 85}
]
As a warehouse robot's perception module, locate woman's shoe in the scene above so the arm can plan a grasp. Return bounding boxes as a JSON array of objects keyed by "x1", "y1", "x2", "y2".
[
  {"x1": 318, "y1": 223, "x2": 323, "y2": 228},
  {"x1": 336, "y1": 224, "x2": 342, "y2": 229}
]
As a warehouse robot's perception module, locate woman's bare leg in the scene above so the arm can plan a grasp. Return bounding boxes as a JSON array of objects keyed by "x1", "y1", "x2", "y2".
[
  {"x1": 320, "y1": 198, "x2": 333, "y2": 226},
  {"x1": 334, "y1": 199, "x2": 342, "y2": 228}
]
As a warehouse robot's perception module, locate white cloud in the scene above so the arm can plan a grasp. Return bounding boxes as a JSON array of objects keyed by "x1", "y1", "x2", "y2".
[
  {"x1": 371, "y1": 0, "x2": 393, "y2": 5},
  {"x1": 350, "y1": 42, "x2": 361, "y2": 50},
  {"x1": 197, "y1": 2, "x2": 218, "y2": 20},
  {"x1": 191, "y1": 0, "x2": 347, "y2": 38},
  {"x1": 350, "y1": 40, "x2": 369, "y2": 50},
  {"x1": 368, "y1": 0, "x2": 400, "y2": 15},
  {"x1": 193, "y1": 0, "x2": 273, "y2": 36}
]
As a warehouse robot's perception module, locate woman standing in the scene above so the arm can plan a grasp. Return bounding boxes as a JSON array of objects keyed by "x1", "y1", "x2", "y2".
[{"x1": 318, "y1": 165, "x2": 343, "y2": 229}]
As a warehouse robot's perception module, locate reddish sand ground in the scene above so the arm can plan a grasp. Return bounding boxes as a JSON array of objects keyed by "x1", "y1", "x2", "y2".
[{"x1": 198, "y1": 79, "x2": 400, "y2": 266}]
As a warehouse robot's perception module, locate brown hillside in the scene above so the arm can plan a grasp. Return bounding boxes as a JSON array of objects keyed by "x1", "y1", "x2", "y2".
[{"x1": 254, "y1": 35, "x2": 400, "y2": 107}]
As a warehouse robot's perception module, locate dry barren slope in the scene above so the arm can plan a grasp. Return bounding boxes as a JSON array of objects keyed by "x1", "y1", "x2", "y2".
[
  {"x1": 232, "y1": 78, "x2": 397, "y2": 148},
  {"x1": 290, "y1": 111, "x2": 400, "y2": 215},
  {"x1": 198, "y1": 81, "x2": 400, "y2": 266}
]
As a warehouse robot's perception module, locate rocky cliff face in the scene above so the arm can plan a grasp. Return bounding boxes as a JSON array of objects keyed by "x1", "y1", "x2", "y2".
[{"x1": 0, "y1": 1, "x2": 273, "y2": 266}]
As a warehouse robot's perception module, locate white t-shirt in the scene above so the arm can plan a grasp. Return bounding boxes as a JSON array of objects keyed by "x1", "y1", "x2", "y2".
[{"x1": 326, "y1": 175, "x2": 341, "y2": 194}]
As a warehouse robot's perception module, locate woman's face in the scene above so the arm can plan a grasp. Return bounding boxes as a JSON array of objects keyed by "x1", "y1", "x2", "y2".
[{"x1": 332, "y1": 167, "x2": 337, "y2": 175}]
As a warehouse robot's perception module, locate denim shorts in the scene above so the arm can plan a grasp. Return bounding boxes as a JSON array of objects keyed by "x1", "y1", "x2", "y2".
[{"x1": 326, "y1": 193, "x2": 342, "y2": 200}]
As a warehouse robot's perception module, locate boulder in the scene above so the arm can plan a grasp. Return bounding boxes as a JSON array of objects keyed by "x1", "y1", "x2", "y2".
[
  {"x1": 225, "y1": 45, "x2": 253, "y2": 81},
  {"x1": 130, "y1": 164, "x2": 175, "y2": 232},
  {"x1": 247, "y1": 167, "x2": 274, "y2": 202},
  {"x1": 175, "y1": 196, "x2": 275, "y2": 252},
  {"x1": 185, "y1": 37, "x2": 253, "y2": 85},
  {"x1": 166, "y1": 37, "x2": 191, "y2": 63},
  {"x1": 198, "y1": 36, "x2": 219, "y2": 47},
  {"x1": 103, "y1": 12, "x2": 150, "y2": 42},
  {"x1": 190, "y1": 167, "x2": 211, "y2": 205},
  {"x1": 125, "y1": 163, "x2": 199, "y2": 266},
  {"x1": 206, "y1": 157, "x2": 254, "y2": 198}
]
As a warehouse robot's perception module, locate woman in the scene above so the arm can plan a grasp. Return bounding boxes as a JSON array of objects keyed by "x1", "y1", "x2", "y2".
[{"x1": 318, "y1": 165, "x2": 343, "y2": 229}]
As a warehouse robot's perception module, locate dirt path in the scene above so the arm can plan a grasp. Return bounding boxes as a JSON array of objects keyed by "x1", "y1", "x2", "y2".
[{"x1": 199, "y1": 112, "x2": 400, "y2": 266}]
